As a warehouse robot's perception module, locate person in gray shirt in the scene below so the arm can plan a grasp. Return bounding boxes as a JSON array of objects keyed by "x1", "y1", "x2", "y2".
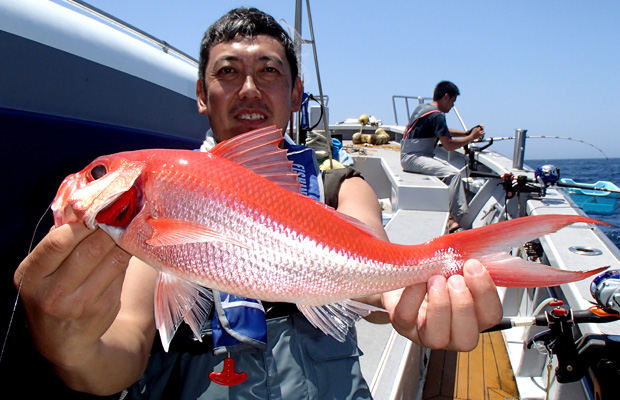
[{"x1": 400, "y1": 81, "x2": 485, "y2": 232}]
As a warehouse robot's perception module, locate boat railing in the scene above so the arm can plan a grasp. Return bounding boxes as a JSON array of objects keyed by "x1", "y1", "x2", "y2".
[
  {"x1": 391, "y1": 95, "x2": 468, "y2": 131},
  {"x1": 391, "y1": 95, "x2": 430, "y2": 126},
  {"x1": 61, "y1": 0, "x2": 198, "y2": 66}
]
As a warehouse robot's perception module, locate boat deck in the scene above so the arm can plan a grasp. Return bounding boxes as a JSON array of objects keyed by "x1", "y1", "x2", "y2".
[
  {"x1": 422, "y1": 331, "x2": 520, "y2": 400},
  {"x1": 350, "y1": 141, "x2": 522, "y2": 399}
]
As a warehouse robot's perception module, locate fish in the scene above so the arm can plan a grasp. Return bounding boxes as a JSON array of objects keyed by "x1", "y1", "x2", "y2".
[{"x1": 51, "y1": 126, "x2": 610, "y2": 350}]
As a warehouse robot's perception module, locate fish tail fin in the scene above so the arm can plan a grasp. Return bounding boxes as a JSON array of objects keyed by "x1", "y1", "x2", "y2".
[
  {"x1": 483, "y1": 258, "x2": 608, "y2": 288},
  {"x1": 429, "y1": 214, "x2": 610, "y2": 287}
]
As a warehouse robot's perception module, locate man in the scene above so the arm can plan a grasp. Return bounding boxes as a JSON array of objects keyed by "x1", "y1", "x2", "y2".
[
  {"x1": 14, "y1": 9, "x2": 502, "y2": 398},
  {"x1": 400, "y1": 81, "x2": 485, "y2": 232}
]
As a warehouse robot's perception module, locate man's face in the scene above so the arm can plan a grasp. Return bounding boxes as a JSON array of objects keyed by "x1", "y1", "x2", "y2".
[
  {"x1": 197, "y1": 34, "x2": 303, "y2": 142},
  {"x1": 437, "y1": 94, "x2": 457, "y2": 113}
]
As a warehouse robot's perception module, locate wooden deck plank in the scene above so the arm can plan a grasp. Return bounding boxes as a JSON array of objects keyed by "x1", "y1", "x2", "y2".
[
  {"x1": 482, "y1": 332, "x2": 502, "y2": 394},
  {"x1": 467, "y1": 335, "x2": 485, "y2": 400},
  {"x1": 422, "y1": 332, "x2": 519, "y2": 400},
  {"x1": 489, "y1": 330, "x2": 518, "y2": 396}
]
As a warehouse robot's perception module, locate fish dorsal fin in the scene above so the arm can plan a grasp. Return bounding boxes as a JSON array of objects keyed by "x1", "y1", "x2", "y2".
[
  {"x1": 209, "y1": 126, "x2": 302, "y2": 193},
  {"x1": 297, "y1": 299, "x2": 386, "y2": 342},
  {"x1": 146, "y1": 218, "x2": 249, "y2": 249},
  {"x1": 154, "y1": 272, "x2": 214, "y2": 352}
]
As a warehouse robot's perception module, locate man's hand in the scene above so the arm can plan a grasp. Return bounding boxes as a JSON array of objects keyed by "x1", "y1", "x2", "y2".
[
  {"x1": 15, "y1": 223, "x2": 159, "y2": 394},
  {"x1": 382, "y1": 259, "x2": 502, "y2": 351},
  {"x1": 14, "y1": 223, "x2": 131, "y2": 368},
  {"x1": 469, "y1": 125, "x2": 485, "y2": 141}
]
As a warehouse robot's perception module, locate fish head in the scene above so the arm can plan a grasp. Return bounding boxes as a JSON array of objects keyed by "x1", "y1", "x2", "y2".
[{"x1": 51, "y1": 155, "x2": 146, "y2": 229}]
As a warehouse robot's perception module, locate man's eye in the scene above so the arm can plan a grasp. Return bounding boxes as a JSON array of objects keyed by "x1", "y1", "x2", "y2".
[{"x1": 219, "y1": 67, "x2": 235, "y2": 74}]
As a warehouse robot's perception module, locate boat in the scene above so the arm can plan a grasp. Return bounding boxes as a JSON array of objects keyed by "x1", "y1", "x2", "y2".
[
  {"x1": 2, "y1": 1, "x2": 619, "y2": 399},
  {"x1": 558, "y1": 178, "x2": 620, "y2": 216},
  {"x1": 326, "y1": 106, "x2": 620, "y2": 400},
  {"x1": 0, "y1": 0, "x2": 206, "y2": 394}
]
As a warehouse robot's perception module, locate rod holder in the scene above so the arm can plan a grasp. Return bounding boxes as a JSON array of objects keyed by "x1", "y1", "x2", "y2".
[{"x1": 512, "y1": 129, "x2": 527, "y2": 170}]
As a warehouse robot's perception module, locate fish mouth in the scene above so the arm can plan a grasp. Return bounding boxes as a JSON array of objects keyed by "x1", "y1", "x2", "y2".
[
  {"x1": 95, "y1": 186, "x2": 140, "y2": 227},
  {"x1": 52, "y1": 173, "x2": 80, "y2": 227},
  {"x1": 52, "y1": 175, "x2": 128, "y2": 229}
]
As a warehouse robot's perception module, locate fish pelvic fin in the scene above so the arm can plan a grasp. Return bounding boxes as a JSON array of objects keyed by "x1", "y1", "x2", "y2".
[
  {"x1": 146, "y1": 218, "x2": 249, "y2": 249},
  {"x1": 155, "y1": 272, "x2": 213, "y2": 352},
  {"x1": 298, "y1": 300, "x2": 386, "y2": 342},
  {"x1": 428, "y1": 214, "x2": 610, "y2": 288},
  {"x1": 209, "y1": 126, "x2": 302, "y2": 194}
]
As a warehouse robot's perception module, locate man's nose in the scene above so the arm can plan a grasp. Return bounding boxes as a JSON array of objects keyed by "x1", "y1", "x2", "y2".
[{"x1": 239, "y1": 75, "x2": 262, "y2": 99}]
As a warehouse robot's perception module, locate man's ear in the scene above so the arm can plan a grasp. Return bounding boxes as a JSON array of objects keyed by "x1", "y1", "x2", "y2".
[
  {"x1": 290, "y1": 76, "x2": 303, "y2": 113},
  {"x1": 196, "y1": 80, "x2": 208, "y2": 114}
]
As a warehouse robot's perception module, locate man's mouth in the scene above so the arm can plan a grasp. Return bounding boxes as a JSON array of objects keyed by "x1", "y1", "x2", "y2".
[{"x1": 237, "y1": 113, "x2": 266, "y2": 121}]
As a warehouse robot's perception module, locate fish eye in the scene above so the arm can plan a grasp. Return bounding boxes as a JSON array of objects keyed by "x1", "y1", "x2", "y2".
[{"x1": 90, "y1": 164, "x2": 107, "y2": 180}]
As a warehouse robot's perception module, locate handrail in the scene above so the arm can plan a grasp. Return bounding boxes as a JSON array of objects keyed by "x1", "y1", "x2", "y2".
[
  {"x1": 392, "y1": 95, "x2": 430, "y2": 126},
  {"x1": 62, "y1": 0, "x2": 198, "y2": 66},
  {"x1": 391, "y1": 95, "x2": 467, "y2": 131}
]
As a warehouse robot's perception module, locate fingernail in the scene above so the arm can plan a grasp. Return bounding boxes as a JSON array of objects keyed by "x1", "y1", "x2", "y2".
[
  {"x1": 428, "y1": 276, "x2": 446, "y2": 291},
  {"x1": 448, "y1": 275, "x2": 466, "y2": 291},
  {"x1": 466, "y1": 260, "x2": 484, "y2": 276}
]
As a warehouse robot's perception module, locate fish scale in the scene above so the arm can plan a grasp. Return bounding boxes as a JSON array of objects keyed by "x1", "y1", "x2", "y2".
[{"x1": 133, "y1": 155, "x2": 402, "y2": 302}]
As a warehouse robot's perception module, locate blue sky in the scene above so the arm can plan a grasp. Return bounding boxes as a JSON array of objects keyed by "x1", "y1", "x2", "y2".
[{"x1": 76, "y1": 1, "x2": 620, "y2": 160}]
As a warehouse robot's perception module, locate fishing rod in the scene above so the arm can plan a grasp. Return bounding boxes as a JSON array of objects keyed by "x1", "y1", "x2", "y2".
[
  {"x1": 477, "y1": 134, "x2": 605, "y2": 151},
  {"x1": 475, "y1": 135, "x2": 613, "y2": 168},
  {"x1": 483, "y1": 269, "x2": 620, "y2": 397}
]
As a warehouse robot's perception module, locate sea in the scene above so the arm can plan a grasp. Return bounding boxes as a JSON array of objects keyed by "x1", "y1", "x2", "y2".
[{"x1": 526, "y1": 158, "x2": 620, "y2": 249}]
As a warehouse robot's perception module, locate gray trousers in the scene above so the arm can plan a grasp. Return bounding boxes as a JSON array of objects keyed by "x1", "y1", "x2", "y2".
[{"x1": 401, "y1": 154, "x2": 469, "y2": 218}]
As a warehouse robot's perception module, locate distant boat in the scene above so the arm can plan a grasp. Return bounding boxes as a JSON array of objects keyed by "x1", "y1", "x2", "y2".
[{"x1": 559, "y1": 178, "x2": 620, "y2": 215}]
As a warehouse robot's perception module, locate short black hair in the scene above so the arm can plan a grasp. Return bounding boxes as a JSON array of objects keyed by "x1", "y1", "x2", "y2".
[
  {"x1": 198, "y1": 7, "x2": 299, "y2": 91},
  {"x1": 433, "y1": 81, "x2": 460, "y2": 101}
]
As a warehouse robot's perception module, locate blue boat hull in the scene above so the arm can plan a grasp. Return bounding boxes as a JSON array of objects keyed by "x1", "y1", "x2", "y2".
[{"x1": 560, "y1": 178, "x2": 620, "y2": 215}]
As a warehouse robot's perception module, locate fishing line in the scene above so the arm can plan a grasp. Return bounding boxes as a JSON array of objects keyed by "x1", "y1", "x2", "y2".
[
  {"x1": 479, "y1": 135, "x2": 615, "y2": 176},
  {"x1": 0, "y1": 202, "x2": 53, "y2": 365}
]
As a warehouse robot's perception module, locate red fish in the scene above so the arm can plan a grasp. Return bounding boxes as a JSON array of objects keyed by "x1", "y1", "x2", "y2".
[{"x1": 51, "y1": 126, "x2": 609, "y2": 349}]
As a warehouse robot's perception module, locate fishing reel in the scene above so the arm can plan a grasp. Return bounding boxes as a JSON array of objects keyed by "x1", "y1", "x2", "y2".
[
  {"x1": 535, "y1": 164, "x2": 561, "y2": 185},
  {"x1": 534, "y1": 164, "x2": 561, "y2": 197},
  {"x1": 486, "y1": 269, "x2": 620, "y2": 397},
  {"x1": 501, "y1": 164, "x2": 562, "y2": 199},
  {"x1": 591, "y1": 269, "x2": 620, "y2": 313},
  {"x1": 501, "y1": 173, "x2": 543, "y2": 198},
  {"x1": 524, "y1": 269, "x2": 620, "y2": 393}
]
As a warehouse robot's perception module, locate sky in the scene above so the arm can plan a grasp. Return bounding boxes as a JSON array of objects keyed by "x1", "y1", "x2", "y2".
[{"x1": 65, "y1": 0, "x2": 620, "y2": 160}]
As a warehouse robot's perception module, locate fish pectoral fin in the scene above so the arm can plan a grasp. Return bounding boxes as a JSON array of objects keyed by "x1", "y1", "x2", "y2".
[
  {"x1": 154, "y1": 272, "x2": 214, "y2": 352},
  {"x1": 297, "y1": 300, "x2": 386, "y2": 342},
  {"x1": 146, "y1": 218, "x2": 249, "y2": 248}
]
